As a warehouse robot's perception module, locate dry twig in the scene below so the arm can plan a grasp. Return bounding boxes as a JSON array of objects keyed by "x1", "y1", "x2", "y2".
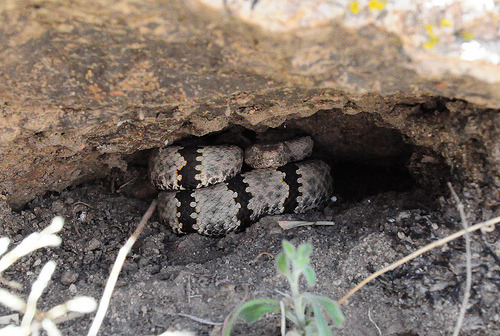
[
  {"x1": 278, "y1": 221, "x2": 334, "y2": 230},
  {"x1": 368, "y1": 308, "x2": 382, "y2": 336},
  {"x1": 168, "y1": 313, "x2": 223, "y2": 326},
  {"x1": 448, "y1": 183, "x2": 472, "y2": 336},
  {"x1": 87, "y1": 200, "x2": 157, "y2": 336},
  {"x1": 339, "y1": 216, "x2": 499, "y2": 305}
]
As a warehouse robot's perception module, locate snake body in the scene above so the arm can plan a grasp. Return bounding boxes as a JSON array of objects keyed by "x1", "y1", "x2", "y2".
[{"x1": 150, "y1": 137, "x2": 333, "y2": 236}]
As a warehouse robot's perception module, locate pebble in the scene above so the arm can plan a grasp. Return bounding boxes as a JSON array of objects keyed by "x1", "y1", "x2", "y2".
[
  {"x1": 87, "y1": 238, "x2": 102, "y2": 251},
  {"x1": 138, "y1": 257, "x2": 150, "y2": 268},
  {"x1": 140, "y1": 240, "x2": 160, "y2": 256},
  {"x1": 61, "y1": 270, "x2": 78, "y2": 285},
  {"x1": 69, "y1": 284, "x2": 77, "y2": 295},
  {"x1": 51, "y1": 200, "x2": 65, "y2": 213}
]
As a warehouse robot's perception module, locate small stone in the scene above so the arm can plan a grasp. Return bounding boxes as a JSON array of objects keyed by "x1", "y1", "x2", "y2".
[
  {"x1": 122, "y1": 260, "x2": 138, "y2": 272},
  {"x1": 87, "y1": 238, "x2": 102, "y2": 251},
  {"x1": 68, "y1": 284, "x2": 77, "y2": 295},
  {"x1": 51, "y1": 200, "x2": 65, "y2": 213},
  {"x1": 396, "y1": 211, "x2": 411, "y2": 221},
  {"x1": 78, "y1": 211, "x2": 87, "y2": 222},
  {"x1": 140, "y1": 239, "x2": 161, "y2": 256},
  {"x1": 138, "y1": 257, "x2": 149, "y2": 268},
  {"x1": 61, "y1": 270, "x2": 78, "y2": 285}
]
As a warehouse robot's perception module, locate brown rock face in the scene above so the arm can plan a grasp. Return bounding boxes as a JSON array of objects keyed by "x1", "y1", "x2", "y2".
[{"x1": 0, "y1": 0, "x2": 498, "y2": 208}]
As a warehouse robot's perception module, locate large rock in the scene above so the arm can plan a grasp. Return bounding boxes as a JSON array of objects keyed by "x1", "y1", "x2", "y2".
[{"x1": 0, "y1": 0, "x2": 498, "y2": 207}]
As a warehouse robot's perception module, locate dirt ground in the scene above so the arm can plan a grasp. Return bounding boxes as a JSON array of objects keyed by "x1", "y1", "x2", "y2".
[
  {"x1": 1, "y1": 1, "x2": 498, "y2": 335},
  {"x1": 0, "y1": 171, "x2": 498, "y2": 335}
]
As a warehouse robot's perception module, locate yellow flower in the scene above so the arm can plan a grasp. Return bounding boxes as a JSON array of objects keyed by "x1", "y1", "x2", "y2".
[
  {"x1": 424, "y1": 24, "x2": 440, "y2": 49},
  {"x1": 368, "y1": 0, "x2": 387, "y2": 10},
  {"x1": 349, "y1": 0, "x2": 360, "y2": 14},
  {"x1": 440, "y1": 19, "x2": 451, "y2": 27}
]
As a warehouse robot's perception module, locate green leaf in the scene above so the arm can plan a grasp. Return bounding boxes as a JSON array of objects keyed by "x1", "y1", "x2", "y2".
[
  {"x1": 282, "y1": 240, "x2": 296, "y2": 259},
  {"x1": 276, "y1": 252, "x2": 289, "y2": 276},
  {"x1": 295, "y1": 255, "x2": 310, "y2": 268},
  {"x1": 313, "y1": 296, "x2": 344, "y2": 327},
  {"x1": 304, "y1": 323, "x2": 318, "y2": 336},
  {"x1": 237, "y1": 299, "x2": 281, "y2": 323},
  {"x1": 297, "y1": 243, "x2": 313, "y2": 259},
  {"x1": 309, "y1": 300, "x2": 334, "y2": 336},
  {"x1": 305, "y1": 294, "x2": 344, "y2": 327},
  {"x1": 303, "y1": 266, "x2": 316, "y2": 287},
  {"x1": 224, "y1": 299, "x2": 280, "y2": 336},
  {"x1": 296, "y1": 243, "x2": 312, "y2": 267}
]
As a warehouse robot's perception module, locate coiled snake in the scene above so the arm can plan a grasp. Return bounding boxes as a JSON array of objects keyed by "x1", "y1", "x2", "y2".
[{"x1": 150, "y1": 136, "x2": 333, "y2": 236}]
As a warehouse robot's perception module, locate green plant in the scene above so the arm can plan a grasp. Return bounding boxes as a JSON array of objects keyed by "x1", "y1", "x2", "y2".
[{"x1": 223, "y1": 240, "x2": 344, "y2": 336}]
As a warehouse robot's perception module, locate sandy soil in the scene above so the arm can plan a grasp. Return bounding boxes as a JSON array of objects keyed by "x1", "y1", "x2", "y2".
[{"x1": 0, "y1": 175, "x2": 498, "y2": 336}]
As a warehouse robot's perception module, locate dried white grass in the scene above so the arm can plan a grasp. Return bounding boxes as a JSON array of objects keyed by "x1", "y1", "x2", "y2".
[
  {"x1": 339, "y1": 215, "x2": 499, "y2": 305},
  {"x1": 47, "y1": 297, "x2": 98, "y2": 320},
  {"x1": 87, "y1": 200, "x2": 157, "y2": 336},
  {"x1": 0, "y1": 289, "x2": 26, "y2": 312},
  {"x1": 0, "y1": 237, "x2": 10, "y2": 256},
  {"x1": 0, "y1": 216, "x2": 97, "y2": 336},
  {"x1": 41, "y1": 318, "x2": 61, "y2": 336},
  {"x1": 0, "y1": 217, "x2": 63, "y2": 273},
  {"x1": 367, "y1": 308, "x2": 382, "y2": 336},
  {"x1": 278, "y1": 221, "x2": 334, "y2": 230},
  {"x1": 22, "y1": 261, "x2": 57, "y2": 328},
  {"x1": 168, "y1": 313, "x2": 223, "y2": 326},
  {"x1": 448, "y1": 183, "x2": 472, "y2": 336},
  {"x1": 157, "y1": 331, "x2": 196, "y2": 336},
  {"x1": 2, "y1": 203, "x2": 158, "y2": 336},
  {"x1": 280, "y1": 300, "x2": 286, "y2": 336}
]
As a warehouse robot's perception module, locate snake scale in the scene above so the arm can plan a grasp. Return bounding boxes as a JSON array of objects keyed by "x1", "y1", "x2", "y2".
[{"x1": 150, "y1": 136, "x2": 333, "y2": 236}]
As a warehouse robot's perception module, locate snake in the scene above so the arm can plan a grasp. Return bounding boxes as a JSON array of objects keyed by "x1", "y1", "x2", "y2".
[{"x1": 150, "y1": 136, "x2": 333, "y2": 236}]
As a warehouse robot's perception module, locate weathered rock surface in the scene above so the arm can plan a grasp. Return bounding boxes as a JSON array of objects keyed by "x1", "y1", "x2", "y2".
[
  {"x1": 0, "y1": 3, "x2": 498, "y2": 335},
  {"x1": 0, "y1": 0, "x2": 498, "y2": 207}
]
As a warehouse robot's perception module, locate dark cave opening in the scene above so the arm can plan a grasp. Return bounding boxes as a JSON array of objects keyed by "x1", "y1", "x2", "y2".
[
  {"x1": 13, "y1": 107, "x2": 452, "y2": 221},
  {"x1": 162, "y1": 124, "x2": 418, "y2": 203},
  {"x1": 123, "y1": 108, "x2": 450, "y2": 208}
]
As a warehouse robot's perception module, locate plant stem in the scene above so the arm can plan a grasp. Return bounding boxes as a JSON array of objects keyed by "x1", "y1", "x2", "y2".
[{"x1": 290, "y1": 263, "x2": 306, "y2": 329}]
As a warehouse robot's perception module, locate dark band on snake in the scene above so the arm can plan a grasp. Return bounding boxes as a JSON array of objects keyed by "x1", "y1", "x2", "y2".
[
  {"x1": 175, "y1": 190, "x2": 197, "y2": 233},
  {"x1": 277, "y1": 163, "x2": 301, "y2": 213},
  {"x1": 226, "y1": 174, "x2": 253, "y2": 230},
  {"x1": 177, "y1": 146, "x2": 203, "y2": 189}
]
